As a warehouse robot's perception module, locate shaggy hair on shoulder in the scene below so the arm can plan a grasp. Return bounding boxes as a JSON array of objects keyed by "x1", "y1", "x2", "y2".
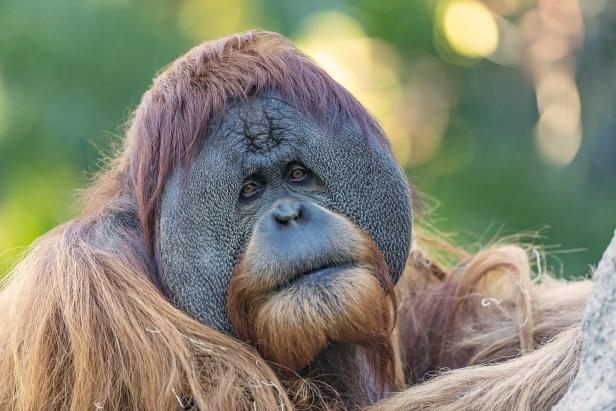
[
  {"x1": 370, "y1": 327, "x2": 583, "y2": 411},
  {"x1": 397, "y1": 239, "x2": 590, "y2": 384},
  {"x1": 387, "y1": 233, "x2": 590, "y2": 410}
]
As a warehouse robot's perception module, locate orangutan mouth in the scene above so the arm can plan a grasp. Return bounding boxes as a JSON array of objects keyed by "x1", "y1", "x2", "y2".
[{"x1": 286, "y1": 263, "x2": 356, "y2": 287}]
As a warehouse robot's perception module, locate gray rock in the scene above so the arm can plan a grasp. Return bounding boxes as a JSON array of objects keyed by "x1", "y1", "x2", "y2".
[{"x1": 554, "y1": 230, "x2": 616, "y2": 410}]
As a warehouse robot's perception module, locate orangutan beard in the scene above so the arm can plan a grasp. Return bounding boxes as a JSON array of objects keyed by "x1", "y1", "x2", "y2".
[{"x1": 227, "y1": 228, "x2": 397, "y2": 400}]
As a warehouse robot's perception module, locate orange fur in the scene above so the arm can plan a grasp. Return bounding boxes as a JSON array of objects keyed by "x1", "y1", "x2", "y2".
[{"x1": 228, "y1": 226, "x2": 397, "y2": 408}]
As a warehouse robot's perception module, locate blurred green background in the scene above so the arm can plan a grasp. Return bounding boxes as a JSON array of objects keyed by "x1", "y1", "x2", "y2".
[{"x1": 1, "y1": 0, "x2": 615, "y2": 278}]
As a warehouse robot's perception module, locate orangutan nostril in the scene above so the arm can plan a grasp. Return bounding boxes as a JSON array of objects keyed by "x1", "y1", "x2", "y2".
[{"x1": 272, "y1": 200, "x2": 302, "y2": 225}]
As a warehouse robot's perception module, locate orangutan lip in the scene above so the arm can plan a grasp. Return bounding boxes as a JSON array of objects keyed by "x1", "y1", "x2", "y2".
[
  {"x1": 291, "y1": 264, "x2": 354, "y2": 286},
  {"x1": 273, "y1": 263, "x2": 356, "y2": 291}
]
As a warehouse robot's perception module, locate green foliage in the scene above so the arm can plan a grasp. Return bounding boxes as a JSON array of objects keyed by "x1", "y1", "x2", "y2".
[{"x1": 1, "y1": 0, "x2": 614, "y2": 277}]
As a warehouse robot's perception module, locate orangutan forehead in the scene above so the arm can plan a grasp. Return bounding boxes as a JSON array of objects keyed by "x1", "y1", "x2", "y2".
[{"x1": 212, "y1": 96, "x2": 309, "y2": 157}]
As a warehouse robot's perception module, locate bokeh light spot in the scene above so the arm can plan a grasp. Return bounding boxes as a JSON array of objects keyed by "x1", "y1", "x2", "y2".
[
  {"x1": 535, "y1": 105, "x2": 582, "y2": 167},
  {"x1": 534, "y1": 66, "x2": 582, "y2": 167},
  {"x1": 294, "y1": 12, "x2": 413, "y2": 167},
  {"x1": 441, "y1": 0, "x2": 499, "y2": 58}
]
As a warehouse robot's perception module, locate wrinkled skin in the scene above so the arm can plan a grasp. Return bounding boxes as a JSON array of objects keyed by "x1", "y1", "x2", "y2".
[{"x1": 158, "y1": 93, "x2": 412, "y2": 333}]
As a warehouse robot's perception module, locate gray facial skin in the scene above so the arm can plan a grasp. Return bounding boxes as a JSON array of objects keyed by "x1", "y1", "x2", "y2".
[{"x1": 158, "y1": 93, "x2": 412, "y2": 333}]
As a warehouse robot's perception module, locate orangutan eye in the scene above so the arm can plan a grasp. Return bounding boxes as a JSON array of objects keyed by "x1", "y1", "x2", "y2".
[
  {"x1": 240, "y1": 181, "x2": 262, "y2": 199},
  {"x1": 288, "y1": 165, "x2": 308, "y2": 182}
]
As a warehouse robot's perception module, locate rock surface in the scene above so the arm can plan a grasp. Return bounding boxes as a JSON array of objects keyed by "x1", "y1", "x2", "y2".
[{"x1": 554, "y1": 230, "x2": 616, "y2": 410}]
